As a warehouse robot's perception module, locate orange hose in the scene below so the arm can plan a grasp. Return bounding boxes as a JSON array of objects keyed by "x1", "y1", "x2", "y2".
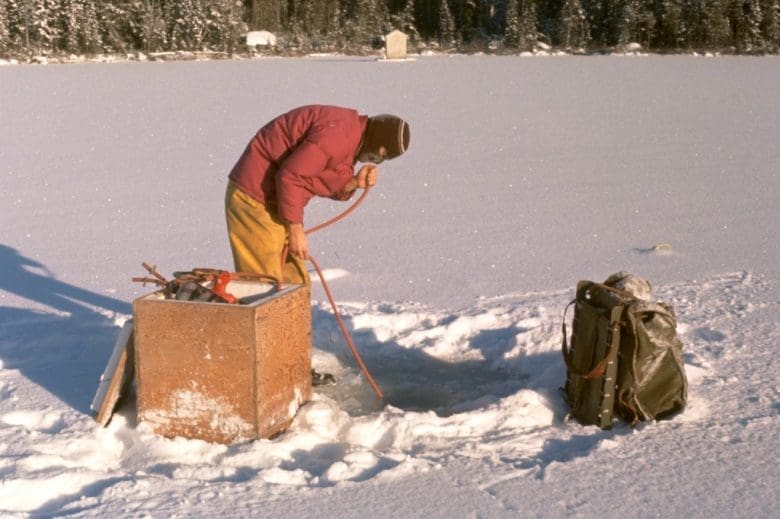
[
  {"x1": 280, "y1": 187, "x2": 383, "y2": 399},
  {"x1": 307, "y1": 254, "x2": 383, "y2": 399},
  {"x1": 305, "y1": 188, "x2": 372, "y2": 235}
]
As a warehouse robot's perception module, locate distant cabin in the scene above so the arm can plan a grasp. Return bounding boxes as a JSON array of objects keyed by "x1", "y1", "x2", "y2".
[
  {"x1": 385, "y1": 30, "x2": 408, "y2": 60},
  {"x1": 246, "y1": 31, "x2": 277, "y2": 48}
]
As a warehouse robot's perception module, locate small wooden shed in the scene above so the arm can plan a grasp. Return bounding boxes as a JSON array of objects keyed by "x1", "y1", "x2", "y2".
[{"x1": 385, "y1": 30, "x2": 408, "y2": 60}]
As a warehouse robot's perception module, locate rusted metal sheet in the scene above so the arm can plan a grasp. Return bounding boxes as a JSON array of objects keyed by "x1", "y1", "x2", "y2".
[{"x1": 133, "y1": 283, "x2": 311, "y2": 444}]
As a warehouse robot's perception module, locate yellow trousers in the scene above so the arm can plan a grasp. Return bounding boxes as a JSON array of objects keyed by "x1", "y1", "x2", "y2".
[{"x1": 224, "y1": 182, "x2": 310, "y2": 285}]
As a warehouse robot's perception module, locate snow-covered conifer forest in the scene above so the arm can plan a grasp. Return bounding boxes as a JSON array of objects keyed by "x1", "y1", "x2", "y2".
[{"x1": 1, "y1": 0, "x2": 779, "y2": 61}]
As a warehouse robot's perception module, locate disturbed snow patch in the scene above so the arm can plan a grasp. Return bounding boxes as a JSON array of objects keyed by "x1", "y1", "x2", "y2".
[{"x1": 1, "y1": 272, "x2": 772, "y2": 513}]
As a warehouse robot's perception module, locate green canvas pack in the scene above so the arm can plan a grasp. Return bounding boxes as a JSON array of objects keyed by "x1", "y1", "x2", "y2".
[{"x1": 561, "y1": 275, "x2": 688, "y2": 429}]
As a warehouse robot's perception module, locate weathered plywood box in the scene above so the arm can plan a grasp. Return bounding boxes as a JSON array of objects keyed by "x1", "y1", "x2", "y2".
[{"x1": 133, "y1": 282, "x2": 311, "y2": 444}]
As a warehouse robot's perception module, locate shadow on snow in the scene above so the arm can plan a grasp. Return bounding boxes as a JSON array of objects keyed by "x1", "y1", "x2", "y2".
[{"x1": 0, "y1": 244, "x2": 130, "y2": 414}]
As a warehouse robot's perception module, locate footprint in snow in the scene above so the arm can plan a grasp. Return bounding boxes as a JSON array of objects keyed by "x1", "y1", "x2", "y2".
[
  {"x1": 692, "y1": 327, "x2": 727, "y2": 343},
  {"x1": 0, "y1": 381, "x2": 16, "y2": 401}
]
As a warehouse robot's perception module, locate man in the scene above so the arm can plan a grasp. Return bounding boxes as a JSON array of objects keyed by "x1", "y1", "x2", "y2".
[{"x1": 225, "y1": 105, "x2": 410, "y2": 284}]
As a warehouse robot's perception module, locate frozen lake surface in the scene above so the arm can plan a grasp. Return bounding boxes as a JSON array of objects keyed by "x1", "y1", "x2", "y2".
[{"x1": 1, "y1": 55, "x2": 778, "y2": 517}]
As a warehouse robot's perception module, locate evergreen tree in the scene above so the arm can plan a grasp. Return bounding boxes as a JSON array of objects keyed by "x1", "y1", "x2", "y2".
[
  {"x1": 439, "y1": 0, "x2": 457, "y2": 47},
  {"x1": 291, "y1": 0, "x2": 313, "y2": 37},
  {"x1": 617, "y1": 0, "x2": 636, "y2": 46},
  {"x1": 62, "y1": 0, "x2": 80, "y2": 54},
  {"x1": 4, "y1": 0, "x2": 24, "y2": 52},
  {"x1": 291, "y1": 0, "x2": 340, "y2": 49},
  {"x1": 637, "y1": 0, "x2": 657, "y2": 48},
  {"x1": 505, "y1": 0, "x2": 521, "y2": 47},
  {"x1": 0, "y1": 1, "x2": 10, "y2": 54},
  {"x1": 168, "y1": 0, "x2": 208, "y2": 51},
  {"x1": 62, "y1": 0, "x2": 101, "y2": 55},
  {"x1": 685, "y1": 0, "x2": 706, "y2": 48},
  {"x1": 559, "y1": 0, "x2": 590, "y2": 50},
  {"x1": 311, "y1": 0, "x2": 342, "y2": 41},
  {"x1": 518, "y1": 0, "x2": 539, "y2": 51},
  {"x1": 97, "y1": 2, "x2": 127, "y2": 53},
  {"x1": 394, "y1": 0, "x2": 421, "y2": 46},
  {"x1": 80, "y1": 0, "x2": 101, "y2": 53},
  {"x1": 616, "y1": 0, "x2": 636, "y2": 46},
  {"x1": 657, "y1": 0, "x2": 686, "y2": 49},
  {"x1": 728, "y1": 0, "x2": 749, "y2": 50},
  {"x1": 708, "y1": 0, "x2": 731, "y2": 48},
  {"x1": 728, "y1": 0, "x2": 768, "y2": 51},
  {"x1": 365, "y1": 0, "x2": 389, "y2": 41},
  {"x1": 25, "y1": 0, "x2": 60, "y2": 54},
  {"x1": 586, "y1": 0, "x2": 614, "y2": 48},
  {"x1": 414, "y1": 0, "x2": 440, "y2": 38},
  {"x1": 249, "y1": 0, "x2": 285, "y2": 33},
  {"x1": 131, "y1": 0, "x2": 167, "y2": 54},
  {"x1": 323, "y1": 0, "x2": 344, "y2": 49},
  {"x1": 456, "y1": 0, "x2": 478, "y2": 42},
  {"x1": 616, "y1": 0, "x2": 655, "y2": 48},
  {"x1": 458, "y1": 0, "x2": 499, "y2": 41},
  {"x1": 761, "y1": 0, "x2": 780, "y2": 50},
  {"x1": 345, "y1": 0, "x2": 388, "y2": 48},
  {"x1": 745, "y1": 0, "x2": 766, "y2": 50},
  {"x1": 483, "y1": 0, "x2": 503, "y2": 36},
  {"x1": 207, "y1": 0, "x2": 245, "y2": 54}
]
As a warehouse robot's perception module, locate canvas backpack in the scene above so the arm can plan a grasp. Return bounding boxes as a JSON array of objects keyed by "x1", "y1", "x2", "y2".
[{"x1": 561, "y1": 274, "x2": 688, "y2": 429}]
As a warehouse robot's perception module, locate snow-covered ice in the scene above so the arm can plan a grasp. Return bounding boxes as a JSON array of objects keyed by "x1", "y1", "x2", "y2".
[{"x1": 0, "y1": 55, "x2": 778, "y2": 517}]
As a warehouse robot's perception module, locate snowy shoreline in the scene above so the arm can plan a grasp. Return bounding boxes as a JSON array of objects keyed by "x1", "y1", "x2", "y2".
[{"x1": 4, "y1": 47, "x2": 778, "y2": 67}]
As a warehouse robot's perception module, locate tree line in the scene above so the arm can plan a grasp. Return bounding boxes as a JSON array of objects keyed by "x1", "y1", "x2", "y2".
[{"x1": 1, "y1": 0, "x2": 778, "y2": 59}]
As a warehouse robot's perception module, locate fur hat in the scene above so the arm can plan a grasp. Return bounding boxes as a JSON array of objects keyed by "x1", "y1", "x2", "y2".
[{"x1": 363, "y1": 114, "x2": 410, "y2": 159}]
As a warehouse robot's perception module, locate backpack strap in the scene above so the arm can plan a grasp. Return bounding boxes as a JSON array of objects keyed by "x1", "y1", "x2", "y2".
[{"x1": 561, "y1": 291, "x2": 624, "y2": 380}]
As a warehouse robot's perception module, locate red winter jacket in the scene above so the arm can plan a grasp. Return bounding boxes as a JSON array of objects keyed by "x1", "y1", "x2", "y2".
[{"x1": 228, "y1": 105, "x2": 368, "y2": 224}]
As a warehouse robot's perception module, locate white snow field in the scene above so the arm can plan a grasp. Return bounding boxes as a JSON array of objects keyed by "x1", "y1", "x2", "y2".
[{"x1": 1, "y1": 55, "x2": 778, "y2": 517}]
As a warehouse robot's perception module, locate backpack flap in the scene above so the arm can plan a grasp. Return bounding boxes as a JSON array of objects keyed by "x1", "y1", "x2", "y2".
[{"x1": 616, "y1": 301, "x2": 688, "y2": 423}]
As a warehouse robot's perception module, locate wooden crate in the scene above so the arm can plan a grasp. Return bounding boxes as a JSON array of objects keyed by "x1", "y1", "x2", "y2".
[{"x1": 133, "y1": 282, "x2": 311, "y2": 444}]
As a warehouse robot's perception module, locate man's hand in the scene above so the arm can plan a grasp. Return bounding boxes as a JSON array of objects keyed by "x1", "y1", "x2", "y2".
[
  {"x1": 287, "y1": 223, "x2": 308, "y2": 260},
  {"x1": 356, "y1": 164, "x2": 378, "y2": 189}
]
